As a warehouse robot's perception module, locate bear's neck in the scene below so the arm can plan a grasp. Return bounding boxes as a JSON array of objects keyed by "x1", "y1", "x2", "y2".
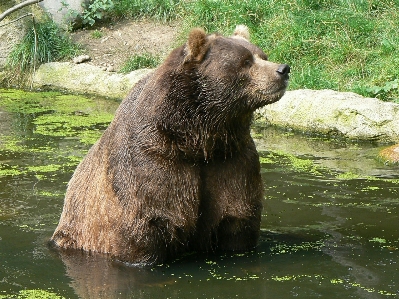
[{"x1": 157, "y1": 99, "x2": 254, "y2": 162}]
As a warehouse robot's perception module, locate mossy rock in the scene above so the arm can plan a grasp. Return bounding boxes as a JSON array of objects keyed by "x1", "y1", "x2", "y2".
[
  {"x1": 256, "y1": 89, "x2": 399, "y2": 143},
  {"x1": 32, "y1": 62, "x2": 153, "y2": 99}
]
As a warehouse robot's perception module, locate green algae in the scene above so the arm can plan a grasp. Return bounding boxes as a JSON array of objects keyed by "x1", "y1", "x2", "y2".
[
  {"x1": 260, "y1": 150, "x2": 324, "y2": 175},
  {"x1": 0, "y1": 88, "x2": 116, "y2": 145},
  {"x1": 269, "y1": 240, "x2": 325, "y2": 255},
  {"x1": 272, "y1": 274, "x2": 397, "y2": 296},
  {"x1": 0, "y1": 89, "x2": 101, "y2": 114},
  {"x1": 0, "y1": 166, "x2": 22, "y2": 177},
  {"x1": 0, "y1": 89, "x2": 117, "y2": 182},
  {"x1": 0, "y1": 289, "x2": 65, "y2": 299},
  {"x1": 33, "y1": 113, "x2": 112, "y2": 140},
  {"x1": 336, "y1": 171, "x2": 361, "y2": 180}
]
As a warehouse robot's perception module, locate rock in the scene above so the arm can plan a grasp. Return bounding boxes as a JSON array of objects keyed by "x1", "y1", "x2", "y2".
[
  {"x1": 39, "y1": 0, "x2": 89, "y2": 28},
  {"x1": 32, "y1": 62, "x2": 153, "y2": 99},
  {"x1": 0, "y1": 18, "x2": 24, "y2": 71},
  {"x1": 379, "y1": 144, "x2": 399, "y2": 164},
  {"x1": 106, "y1": 66, "x2": 115, "y2": 72},
  {"x1": 73, "y1": 55, "x2": 91, "y2": 64},
  {"x1": 256, "y1": 89, "x2": 399, "y2": 143}
]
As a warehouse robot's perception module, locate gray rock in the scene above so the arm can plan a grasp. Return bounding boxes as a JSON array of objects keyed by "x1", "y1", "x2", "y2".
[
  {"x1": 256, "y1": 89, "x2": 399, "y2": 142},
  {"x1": 39, "y1": 0, "x2": 89, "y2": 28},
  {"x1": 32, "y1": 62, "x2": 153, "y2": 99},
  {"x1": 0, "y1": 21, "x2": 24, "y2": 71},
  {"x1": 73, "y1": 55, "x2": 91, "y2": 64}
]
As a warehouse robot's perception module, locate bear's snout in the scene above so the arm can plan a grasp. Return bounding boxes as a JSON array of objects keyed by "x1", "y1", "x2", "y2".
[{"x1": 276, "y1": 64, "x2": 290, "y2": 78}]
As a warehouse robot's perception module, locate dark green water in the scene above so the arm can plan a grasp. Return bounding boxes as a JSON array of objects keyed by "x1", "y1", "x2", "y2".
[{"x1": 0, "y1": 89, "x2": 398, "y2": 299}]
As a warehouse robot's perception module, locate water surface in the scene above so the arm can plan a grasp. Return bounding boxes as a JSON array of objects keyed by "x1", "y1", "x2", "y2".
[{"x1": 0, "y1": 89, "x2": 398, "y2": 298}]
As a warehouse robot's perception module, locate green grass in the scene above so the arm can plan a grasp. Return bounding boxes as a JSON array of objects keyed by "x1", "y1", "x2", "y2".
[
  {"x1": 179, "y1": 0, "x2": 399, "y2": 101},
  {"x1": 119, "y1": 53, "x2": 161, "y2": 73},
  {"x1": 110, "y1": 0, "x2": 399, "y2": 102},
  {"x1": 109, "y1": 0, "x2": 182, "y2": 21},
  {"x1": 90, "y1": 29, "x2": 104, "y2": 39}
]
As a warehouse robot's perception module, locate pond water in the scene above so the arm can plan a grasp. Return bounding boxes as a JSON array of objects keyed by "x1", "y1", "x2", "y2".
[{"x1": 0, "y1": 89, "x2": 398, "y2": 299}]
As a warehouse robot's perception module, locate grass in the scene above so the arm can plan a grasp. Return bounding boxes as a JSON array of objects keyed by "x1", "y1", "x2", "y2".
[
  {"x1": 111, "y1": 0, "x2": 399, "y2": 102},
  {"x1": 5, "y1": 18, "x2": 81, "y2": 85},
  {"x1": 182, "y1": 0, "x2": 399, "y2": 101},
  {"x1": 109, "y1": 0, "x2": 182, "y2": 21},
  {"x1": 119, "y1": 53, "x2": 161, "y2": 73},
  {"x1": 90, "y1": 29, "x2": 104, "y2": 39}
]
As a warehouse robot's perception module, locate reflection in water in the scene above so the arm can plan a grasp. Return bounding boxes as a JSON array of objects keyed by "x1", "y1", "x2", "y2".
[
  {"x1": 0, "y1": 90, "x2": 398, "y2": 299},
  {"x1": 57, "y1": 250, "x2": 160, "y2": 299},
  {"x1": 320, "y1": 205, "x2": 380, "y2": 299}
]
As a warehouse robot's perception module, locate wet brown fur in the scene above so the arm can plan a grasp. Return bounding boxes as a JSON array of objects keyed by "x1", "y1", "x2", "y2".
[{"x1": 51, "y1": 26, "x2": 289, "y2": 265}]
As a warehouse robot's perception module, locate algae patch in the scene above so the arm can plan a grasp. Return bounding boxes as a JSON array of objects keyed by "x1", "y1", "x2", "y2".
[
  {"x1": 260, "y1": 150, "x2": 324, "y2": 175},
  {"x1": 0, "y1": 289, "x2": 65, "y2": 299},
  {"x1": 0, "y1": 89, "x2": 118, "y2": 181},
  {"x1": 271, "y1": 274, "x2": 397, "y2": 296},
  {"x1": 0, "y1": 88, "x2": 117, "y2": 145}
]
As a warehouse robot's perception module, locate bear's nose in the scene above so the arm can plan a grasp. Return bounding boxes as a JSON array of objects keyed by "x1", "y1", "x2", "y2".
[{"x1": 276, "y1": 64, "x2": 290, "y2": 76}]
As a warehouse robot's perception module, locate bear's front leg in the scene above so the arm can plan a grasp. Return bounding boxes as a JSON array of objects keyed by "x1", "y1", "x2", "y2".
[
  {"x1": 199, "y1": 142, "x2": 263, "y2": 252},
  {"x1": 110, "y1": 155, "x2": 202, "y2": 265}
]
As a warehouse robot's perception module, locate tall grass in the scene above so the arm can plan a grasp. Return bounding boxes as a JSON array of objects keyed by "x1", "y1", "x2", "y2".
[{"x1": 6, "y1": 18, "x2": 81, "y2": 84}]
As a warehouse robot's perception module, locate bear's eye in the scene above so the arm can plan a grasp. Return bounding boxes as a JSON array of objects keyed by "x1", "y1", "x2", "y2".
[{"x1": 242, "y1": 58, "x2": 253, "y2": 68}]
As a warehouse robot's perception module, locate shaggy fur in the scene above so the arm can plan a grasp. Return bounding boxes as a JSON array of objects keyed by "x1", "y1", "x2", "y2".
[{"x1": 50, "y1": 25, "x2": 290, "y2": 265}]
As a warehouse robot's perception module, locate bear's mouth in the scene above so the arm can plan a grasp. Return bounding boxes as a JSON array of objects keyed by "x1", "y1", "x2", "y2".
[
  {"x1": 256, "y1": 81, "x2": 288, "y2": 97},
  {"x1": 252, "y1": 83, "x2": 287, "y2": 108}
]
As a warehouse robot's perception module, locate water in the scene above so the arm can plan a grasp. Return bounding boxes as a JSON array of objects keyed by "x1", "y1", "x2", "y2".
[{"x1": 0, "y1": 89, "x2": 398, "y2": 299}]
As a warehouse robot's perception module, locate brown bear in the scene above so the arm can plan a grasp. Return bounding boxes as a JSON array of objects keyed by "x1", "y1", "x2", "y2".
[{"x1": 50, "y1": 25, "x2": 290, "y2": 265}]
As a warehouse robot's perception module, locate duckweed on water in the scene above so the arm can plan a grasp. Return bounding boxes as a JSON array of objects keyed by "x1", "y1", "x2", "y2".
[
  {"x1": 0, "y1": 289, "x2": 65, "y2": 299},
  {"x1": 0, "y1": 89, "x2": 119, "y2": 182},
  {"x1": 260, "y1": 151, "x2": 323, "y2": 175},
  {"x1": 269, "y1": 240, "x2": 325, "y2": 255},
  {"x1": 272, "y1": 275, "x2": 397, "y2": 296},
  {"x1": 0, "y1": 89, "x2": 116, "y2": 145}
]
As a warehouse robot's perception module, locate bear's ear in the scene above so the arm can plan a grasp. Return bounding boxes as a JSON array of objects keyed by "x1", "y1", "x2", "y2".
[
  {"x1": 233, "y1": 25, "x2": 250, "y2": 41},
  {"x1": 185, "y1": 28, "x2": 209, "y2": 63}
]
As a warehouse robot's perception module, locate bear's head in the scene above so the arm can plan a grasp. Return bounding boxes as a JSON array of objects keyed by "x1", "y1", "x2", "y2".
[
  {"x1": 156, "y1": 26, "x2": 290, "y2": 159},
  {"x1": 182, "y1": 25, "x2": 290, "y2": 112}
]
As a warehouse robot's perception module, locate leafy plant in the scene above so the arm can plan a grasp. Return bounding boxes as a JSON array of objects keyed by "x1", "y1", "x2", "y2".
[
  {"x1": 81, "y1": 0, "x2": 114, "y2": 26},
  {"x1": 356, "y1": 79, "x2": 399, "y2": 102},
  {"x1": 120, "y1": 53, "x2": 160, "y2": 73}
]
